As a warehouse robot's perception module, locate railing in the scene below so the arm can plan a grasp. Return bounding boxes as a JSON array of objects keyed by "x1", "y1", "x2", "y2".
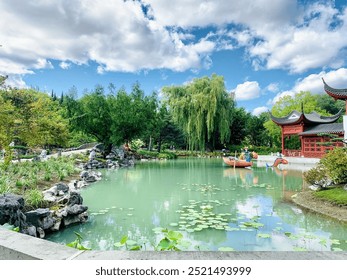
[{"x1": 283, "y1": 149, "x2": 301, "y2": 157}]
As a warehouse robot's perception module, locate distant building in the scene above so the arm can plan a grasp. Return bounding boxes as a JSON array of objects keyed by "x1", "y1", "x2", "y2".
[
  {"x1": 269, "y1": 78, "x2": 347, "y2": 158},
  {"x1": 270, "y1": 109, "x2": 343, "y2": 158}
]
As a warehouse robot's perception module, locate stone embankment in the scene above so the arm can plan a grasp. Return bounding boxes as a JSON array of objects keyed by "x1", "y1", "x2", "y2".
[
  {"x1": 0, "y1": 147, "x2": 136, "y2": 239},
  {"x1": 0, "y1": 170, "x2": 101, "y2": 238}
]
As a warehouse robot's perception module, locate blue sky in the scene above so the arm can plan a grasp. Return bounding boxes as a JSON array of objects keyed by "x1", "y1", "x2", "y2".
[{"x1": 1, "y1": 0, "x2": 347, "y2": 115}]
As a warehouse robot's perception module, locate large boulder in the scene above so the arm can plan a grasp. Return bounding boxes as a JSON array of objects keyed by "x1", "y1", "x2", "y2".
[
  {"x1": 67, "y1": 192, "x2": 83, "y2": 206},
  {"x1": 0, "y1": 194, "x2": 25, "y2": 226},
  {"x1": 25, "y1": 208, "x2": 54, "y2": 230}
]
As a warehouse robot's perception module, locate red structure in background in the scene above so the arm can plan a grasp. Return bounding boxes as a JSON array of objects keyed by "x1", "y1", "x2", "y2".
[
  {"x1": 270, "y1": 78, "x2": 347, "y2": 158},
  {"x1": 270, "y1": 110, "x2": 343, "y2": 158}
]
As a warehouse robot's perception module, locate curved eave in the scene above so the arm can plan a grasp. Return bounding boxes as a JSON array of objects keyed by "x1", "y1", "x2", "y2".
[
  {"x1": 304, "y1": 109, "x2": 342, "y2": 124},
  {"x1": 269, "y1": 111, "x2": 304, "y2": 125},
  {"x1": 322, "y1": 78, "x2": 347, "y2": 100}
]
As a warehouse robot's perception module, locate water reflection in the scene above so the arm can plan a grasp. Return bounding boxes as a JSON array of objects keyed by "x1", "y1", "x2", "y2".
[{"x1": 47, "y1": 158, "x2": 347, "y2": 251}]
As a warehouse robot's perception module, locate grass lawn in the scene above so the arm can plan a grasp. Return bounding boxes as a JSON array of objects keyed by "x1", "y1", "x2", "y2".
[{"x1": 314, "y1": 187, "x2": 347, "y2": 206}]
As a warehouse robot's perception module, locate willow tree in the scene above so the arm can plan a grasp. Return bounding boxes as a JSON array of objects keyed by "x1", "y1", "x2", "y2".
[{"x1": 163, "y1": 74, "x2": 234, "y2": 151}]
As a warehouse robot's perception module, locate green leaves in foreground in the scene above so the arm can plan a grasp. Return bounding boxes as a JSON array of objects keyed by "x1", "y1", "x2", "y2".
[
  {"x1": 66, "y1": 232, "x2": 91, "y2": 251},
  {"x1": 114, "y1": 235, "x2": 142, "y2": 251},
  {"x1": 156, "y1": 229, "x2": 184, "y2": 251}
]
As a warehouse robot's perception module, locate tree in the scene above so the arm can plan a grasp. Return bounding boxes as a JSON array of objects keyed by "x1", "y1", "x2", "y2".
[
  {"x1": 108, "y1": 83, "x2": 158, "y2": 147},
  {"x1": 76, "y1": 86, "x2": 113, "y2": 154},
  {"x1": 0, "y1": 88, "x2": 69, "y2": 163},
  {"x1": 316, "y1": 94, "x2": 345, "y2": 116},
  {"x1": 163, "y1": 74, "x2": 234, "y2": 151}
]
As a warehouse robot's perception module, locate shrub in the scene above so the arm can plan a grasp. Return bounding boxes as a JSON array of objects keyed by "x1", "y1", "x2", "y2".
[
  {"x1": 303, "y1": 164, "x2": 328, "y2": 185},
  {"x1": 320, "y1": 148, "x2": 347, "y2": 184}
]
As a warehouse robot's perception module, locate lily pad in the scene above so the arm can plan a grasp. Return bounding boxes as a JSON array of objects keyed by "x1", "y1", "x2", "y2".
[{"x1": 169, "y1": 223, "x2": 179, "y2": 227}]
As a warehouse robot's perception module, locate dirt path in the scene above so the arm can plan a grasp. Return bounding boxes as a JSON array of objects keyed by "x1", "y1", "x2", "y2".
[{"x1": 292, "y1": 191, "x2": 347, "y2": 223}]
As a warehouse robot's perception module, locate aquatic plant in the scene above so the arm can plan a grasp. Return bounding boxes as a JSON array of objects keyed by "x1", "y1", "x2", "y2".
[{"x1": 67, "y1": 232, "x2": 91, "y2": 250}]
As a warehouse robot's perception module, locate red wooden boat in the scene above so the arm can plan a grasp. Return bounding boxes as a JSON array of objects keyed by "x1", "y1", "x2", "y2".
[{"x1": 223, "y1": 157, "x2": 253, "y2": 168}]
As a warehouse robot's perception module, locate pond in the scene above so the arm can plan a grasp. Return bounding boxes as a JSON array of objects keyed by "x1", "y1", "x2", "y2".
[{"x1": 47, "y1": 158, "x2": 347, "y2": 251}]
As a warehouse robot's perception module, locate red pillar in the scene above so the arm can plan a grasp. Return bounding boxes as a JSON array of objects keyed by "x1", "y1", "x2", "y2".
[{"x1": 281, "y1": 127, "x2": 284, "y2": 155}]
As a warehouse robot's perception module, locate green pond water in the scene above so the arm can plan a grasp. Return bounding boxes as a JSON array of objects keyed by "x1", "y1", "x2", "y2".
[{"x1": 47, "y1": 158, "x2": 347, "y2": 251}]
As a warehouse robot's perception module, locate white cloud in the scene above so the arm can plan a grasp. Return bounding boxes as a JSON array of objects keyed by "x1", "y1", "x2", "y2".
[
  {"x1": 270, "y1": 67, "x2": 347, "y2": 104},
  {"x1": 145, "y1": 0, "x2": 347, "y2": 73},
  {"x1": 233, "y1": 81, "x2": 260, "y2": 101},
  {"x1": 59, "y1": 61, "x2": 71, "y2": 70},
  {"x1": 252, "y1": 106, "x2": 268, "y2": 116},
  {"x1": 266, "y1": 83, "x2": 279, "y2": 93},
  {"x1": 1, "y1": 0, "x2": 347, "y2": 80},
  {"x1": 0, "y1": 0, "x2": 216, "y2": 77}
]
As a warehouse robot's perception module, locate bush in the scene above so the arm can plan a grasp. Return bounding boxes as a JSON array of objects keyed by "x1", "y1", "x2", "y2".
[
  {"x1": 303, "y1": 165, "x2": 328, "y2": 185},
  {"x1": 320, "y1": 148, "x2": 347, "y2": 184}
]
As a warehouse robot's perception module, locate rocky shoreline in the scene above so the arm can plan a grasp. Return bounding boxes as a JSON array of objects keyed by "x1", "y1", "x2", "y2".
[
  {"x1": 0, "y1": 147, "x2": 136, "y2": 239},
  {"x1": 292, "y1": 191, "x2": 347, "y2": 223}
]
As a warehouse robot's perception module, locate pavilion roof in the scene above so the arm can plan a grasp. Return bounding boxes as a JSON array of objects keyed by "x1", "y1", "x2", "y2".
[
  {"x1": 269, "y1": 109, "x2": 342, "y2": 126},
  {"x1": 299, "y1": 123, "x2": 344, "y2": 136},
  {"x1": 322, "y1": 78, "x2": 347, "y2": 100}
]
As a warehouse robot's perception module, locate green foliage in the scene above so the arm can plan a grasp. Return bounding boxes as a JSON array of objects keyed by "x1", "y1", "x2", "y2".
[
  {"x1": 320, "y1": 148, "x2": 347, "y2": 184},
  {"x1": 0, "y1": 88, "x2": 69, "y2": 151},
  {"x1": 130, "y1": 139, "x2": 145, "y2": 151},
  {"x1": 137, "y1": 149, "x2": 177, "y2": 159},
  {"x1": 303, "y1": 165, "x2": 327, "y2": 185},
  {"x1": 24, "y1": 189, "x2": 44, "y2": 209},
  {"x1": 114, "y1": 235, "x2": 142, "y2": 251},
  {"x1": 314, "y1": 187, "x2": 347, "y2": 206},
  {"x1": 156, "y1": 229, "x2": 183, "y2": 251},
  {"x1": 304, "y1": 148, "x2": 347, "y2": 186},
  {"x1": 67, "y1": 232, "x2": 91, "y2": 250},
  {"x1": 163, "y1": 74, "x2": 234, "y2": 151}
]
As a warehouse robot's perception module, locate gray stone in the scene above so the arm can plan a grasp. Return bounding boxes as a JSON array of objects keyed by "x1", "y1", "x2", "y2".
[
  {"x1": 0, "y1": 194, "x2": 26, "y2": 227},
  {"x1": 55, "y1": 183, "x2": 69, "y2": 193},
  {"x1": 25, "y1": 208, "x2": 54, "y2": 230},
  {"x1": 37, "y1": 227, "x2": 45, "y2": 239},
  {"x1": 66, "y1": 204, "x2": 88, "y2": 215},
  {"x1": 21, "y1": 225, "x2": 37, "y2": 237},
  {"x1": 80, "y1": 170, "x2": 89, "y2": 178},
  {"x1": 67, "y1": 192, "x2": 83, "y2": 206},
  {"x1": 63, "y1": 211, "x2": 88, "y2": 227},
  {"x1": 51, "y1": 218, "x2": 62, "y2": 231}
]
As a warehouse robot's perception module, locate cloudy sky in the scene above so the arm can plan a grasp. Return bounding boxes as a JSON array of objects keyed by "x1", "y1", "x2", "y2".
[{"x1": 1, "y1": 0, "x2": 347, "y2": 115}]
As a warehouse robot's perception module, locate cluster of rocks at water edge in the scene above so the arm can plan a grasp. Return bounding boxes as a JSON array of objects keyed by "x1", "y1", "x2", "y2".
[
  {"x1": 82, "y1": 146, "x2": 135, "y2": 169},
  {"x1": 0, "y1": 170, "x2": 101, "y2": 239}
]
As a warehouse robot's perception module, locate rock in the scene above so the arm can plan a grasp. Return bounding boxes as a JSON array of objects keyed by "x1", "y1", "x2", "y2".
[
  {"x1": 67, "y1": 192, "x2": 83, "y2": 206},
  {"x1": 21, "y1": 225, "x2": 37, "y2": 237},
  {"x1": 80, "y1": 170, "x2": 89, "y2": 179},
  {"x1": 66, "y1": 204, "x2": 88, "y2": 215},
  {"x1": 51, "y1": 218, "x2": 62, "y2": 231},
  {"x1": 63, "y1": 211, "x2": 88, "y2": 227},
  {"x1": 55, "y1": 182, "x2": 69, "y2": 193},
  {"x1": 308, "y1": 184, "x2": 322, "y2": 191},
  {"x1": 84, "y1": 175, "x2": 97, "y2": 183},
  {"x1": 0, "y1": 194, "x2": 26, "y2": 227},
  {"x1": 25, "y1": 208, "x2": 54, "y2": 230},
  {"x1": 37, "y1": 227, "x2": 45, "y2": 239}
]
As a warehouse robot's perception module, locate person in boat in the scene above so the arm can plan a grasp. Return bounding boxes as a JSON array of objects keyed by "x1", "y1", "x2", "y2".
[{"x1": 243, "y1": 147, "x2": 251, "y2": 162}]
